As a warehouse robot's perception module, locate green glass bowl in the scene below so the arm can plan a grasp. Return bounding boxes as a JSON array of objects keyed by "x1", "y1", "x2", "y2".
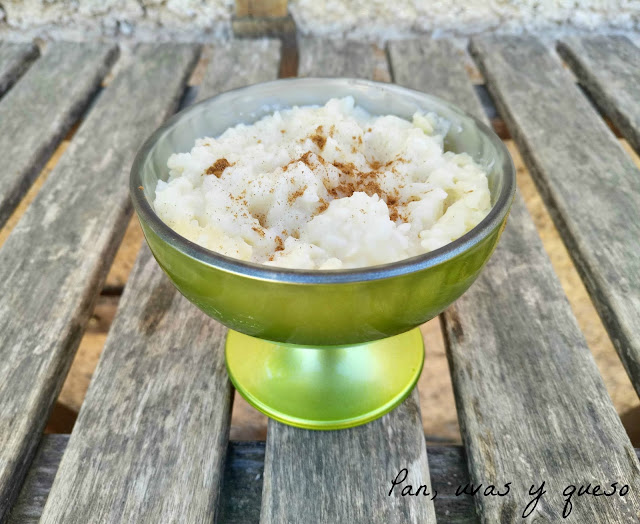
[{"x1": 130, "y1": 78, "x2": 515, "y2": 429}]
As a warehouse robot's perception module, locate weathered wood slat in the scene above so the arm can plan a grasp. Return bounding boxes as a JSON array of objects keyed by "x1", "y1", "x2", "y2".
[
  {"x1": 0, "y1": 44, "x2": 200, "y2": 521},
  {"x1": 260, "y1": 39, "x2": 437, "y2": 524},
  {"x1": 0, "y1": 42, "x2": 118, "y2": 227},
  {"x1": 298, "y1": 38, "x2": 378, "y2": 79},
  {"x1": 557, "y1": 35, "x2": 640, "y2": 154},
  {"x1": 202, "y1": 39, "x2": 282, "y2": 96},
  {"x1": 394, "y1": 35, "x2": 640, "y2": 521},
  {"x1": 18, "y1": 434, "x2": 640, "y2": 524},
  {"x1": 39, "y1": 39, "x2": 281, "y2": 524},
  {"x1": 11, "y1": 437, "x2": 478, "y2": 524},
  {"x1": 470, "y1": 35, "x2": 640, "y2": 399},
  {"x1": 392, "y1": 37, "x2": 640, "y2": 522},
  {"x1": 0, "y1": 42, "x2": 39, "y2": 97},
  {"x1": 389, "y1": 40, "x2": 483, "y2": 120},
  {"x1": 39, "y1": 249, "x2": 232, "y2": 523},
  {"x1": 262, "y1": 390, "x2": 436, "y2": 524}
]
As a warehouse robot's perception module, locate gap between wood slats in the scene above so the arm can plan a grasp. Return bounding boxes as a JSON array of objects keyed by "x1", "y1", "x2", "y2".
[{"x1": 0, "y1": 41, "x2": 40, "y2": 98}]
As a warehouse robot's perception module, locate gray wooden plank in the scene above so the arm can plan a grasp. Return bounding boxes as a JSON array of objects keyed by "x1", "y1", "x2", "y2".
[
  {"x1": 0, "y1": 42, "x2": 118, "y2": 227},
  {"x1": 0, "y1": 43, "x2": 200, "y2": 522},
  {"x1": 470, "y1": 35, "x2": 640, "y2": 398},
  {"x1": 202, "y1": 39, "x2": 282, "y2": 96},
  {"x1": 0, "y1": 41, "x2": 39, "y2": 97},
  {"x1": 389, "y1": 39, "x2": 485, "y2": 122},
  {"x1": 404, "y1": 35, "x2": 640, "y2": 521},
  {"x1": 38, "y1": 39, "x2": 281, "y2": 524},
  {"x1": 20, "y1": 435, "x2": 640, "y2": 524},
  {"x1": 10, "y1": 436, "x2": 478, "y2": 524},
  {"x1": 39, "y1": 248, "x2": 233, "y2": 523},
  {"x1": 232, "y1": 442, "x2": 476, "y2": 524},
  {"x1": 298, "y1": 37, "x2": 378, "y2": 78},
  {"x1": 557, "y1": 35, "x2": 640, "y2": 154},
  {"x1": 444, "y1": 201, "x2": 640, "y2": 522},
  {"x1": 262, "y1": 390, "x2": 436, "y2": 524},
  {"x1": 260, "y1": 38, "x2": 436, "y2": 524}
]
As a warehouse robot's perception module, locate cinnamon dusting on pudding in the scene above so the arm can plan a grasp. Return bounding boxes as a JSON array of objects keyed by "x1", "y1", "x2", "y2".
[
  {"x1": 309, "y1": 126, "x2": 326, "y2": 150},
  {"x1": 310, "y1": 134, "x2": 326, "y2": 149},
  {"x1": 274, "y1": 236, "x2": 285, "y2": 251},
  {"x1": 155, "y1": 97, "x2": 492, "y2": 270},
  {"x1": 206, "y1": 158, "x2": 233, "y2": 177},
  {"x1": 288, "y1": 185, "x2": 308, "y2": 204}
]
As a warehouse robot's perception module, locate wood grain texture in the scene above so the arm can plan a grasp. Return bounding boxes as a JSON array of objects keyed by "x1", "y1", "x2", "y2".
[
  {"x1": 470, "y1": 35, "x2": 640, "y2": 399},
  {"x1": 202, "y1": 39, "x2": 281, "y2": 98},
  {"x1": 0, "y1": 42, "x2": 39, "y2": 97},
  {"x1": 20, "y1": 436, "x2": 640, "y2": 524},
  {"x1": 40, "y1": 248, "x2": 232, "y2": 523},
  {"x1": 298, "y1": 38, "x2": 378, "y2": 79},
  {"x1": 262, "y1": 390, "x2": 437, "y2": 524},
  {"x1": 557, "y1": 35, "x2": 640, "y2": 154},
  {"x1": 391, "y1": 37, "x2": 640, "y2": 522},
  {"x1": 11, "y1": 437, "x2": 479, "y2": 524},
  {"x1": 0, "y1": 42, "x2": 118, "y2": 227},
  {"x1": 39, "y1": 39, "x2": 281, "y2": 524},
  {"x1": 388, "y1": 39, "x2": 483, "y2": 120},
  {"x1": 260, "y1": 38, "x2": 436, "y2": 524},
  {"x1": 0, "y1": 44, "x2": 200, "y2": 522}
]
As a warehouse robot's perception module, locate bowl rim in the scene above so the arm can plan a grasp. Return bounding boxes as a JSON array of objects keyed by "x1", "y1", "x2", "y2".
[{"x1": 130, "y1": 77, "x2": 516, "y2": 284}]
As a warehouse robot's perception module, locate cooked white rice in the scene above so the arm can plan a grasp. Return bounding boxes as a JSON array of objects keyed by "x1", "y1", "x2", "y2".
[{"x1": 153, "y1": 97, "x2": 491, "y2": 270}]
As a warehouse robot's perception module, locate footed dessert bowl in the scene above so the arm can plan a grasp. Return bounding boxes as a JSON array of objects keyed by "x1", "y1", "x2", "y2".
[{"x1": 130, "y1": 78, "x2": 515, "y2": 430}]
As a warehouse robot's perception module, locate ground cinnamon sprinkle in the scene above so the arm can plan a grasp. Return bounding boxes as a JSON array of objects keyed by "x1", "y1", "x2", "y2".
[
  {"x1": 275, "y1": 236, "x2": 285, "y2": 251},
  {"x1": 255, "y1": 213, "x2": 267, "y2": 227},
  {"x1": 156, "y1": 99, "x2": 493, "y2": 270},
  {"x1": 299, "y1": 151, "x2": 314, "y2": 167},
  {"x1": 288, "y1": 185, "x2": 308, "y2": 204},
  {"x1": 316, "y1": 198, "x2": 329, "y2": 213},
  {"x1": 206, "y1": 158, "x2": 233, "y2": 177},
  {"x1": 310, "y1": 133, "x2": 326, "y2": 150},
  {"x1": 332, "y1": 161, "x2": 356, "y2": 176}
]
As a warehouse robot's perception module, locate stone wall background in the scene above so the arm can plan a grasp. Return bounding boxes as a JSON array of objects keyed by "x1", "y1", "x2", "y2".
[{"x1": 0, "y1": 0, "x2": 638, "y2": 41}]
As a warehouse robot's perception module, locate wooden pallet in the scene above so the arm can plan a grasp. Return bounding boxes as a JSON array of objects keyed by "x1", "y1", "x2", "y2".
[{"x1": 1, "y1": 35, "x2": 640, "y2": 522}]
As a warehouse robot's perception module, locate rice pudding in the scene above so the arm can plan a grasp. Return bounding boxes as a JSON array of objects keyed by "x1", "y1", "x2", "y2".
[{"x1": 153, "y1": 97, "x2": 491, "y2": 270}]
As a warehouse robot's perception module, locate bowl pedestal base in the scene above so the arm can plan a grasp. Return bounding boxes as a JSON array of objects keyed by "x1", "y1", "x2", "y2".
[{"x1": 225, "y1": 328, "x2": 424, "y2": 430}]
